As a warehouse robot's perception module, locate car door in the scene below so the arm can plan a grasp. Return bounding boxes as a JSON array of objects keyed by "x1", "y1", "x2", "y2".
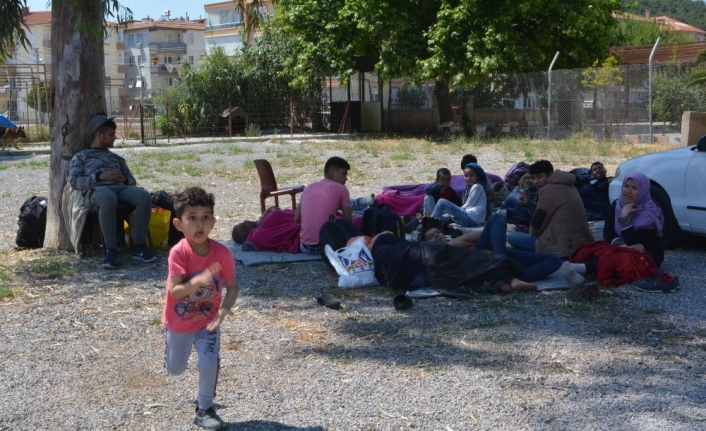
[{"x1": 684, "y1": 150, "x2": 706, "y2": 232}]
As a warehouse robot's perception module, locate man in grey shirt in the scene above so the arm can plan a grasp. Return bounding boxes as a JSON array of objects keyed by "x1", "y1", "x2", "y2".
[{"x1": 69, "y1": 114, "x2": 155, "y2": 269}]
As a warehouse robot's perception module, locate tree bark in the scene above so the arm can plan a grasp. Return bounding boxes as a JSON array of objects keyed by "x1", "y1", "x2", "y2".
[
  {"x1": 45, "y1": 0, "x2": 107, "y2": 250},
  {"x1": 435, "y1": 78, "x2": 454, "y2": 123}
]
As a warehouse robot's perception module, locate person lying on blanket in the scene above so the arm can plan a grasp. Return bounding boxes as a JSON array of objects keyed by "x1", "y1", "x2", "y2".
[
  {"x1": 369, "y1": 229, "x2": 537, "y2": 297},
  {"x1": 232, "y1": 207, "x2": 302, "y2": 254},
  {"x1": 232, "y1": 195, "x2": 373, "y2": 253},
  {"x1": 418, "y1": 213, "x2": 561, "y2": 282}
]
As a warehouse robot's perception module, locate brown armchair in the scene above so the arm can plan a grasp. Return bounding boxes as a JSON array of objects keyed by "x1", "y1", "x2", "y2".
[{"x1": 253, "y1": 159, "x2": 305, "y2": 214}]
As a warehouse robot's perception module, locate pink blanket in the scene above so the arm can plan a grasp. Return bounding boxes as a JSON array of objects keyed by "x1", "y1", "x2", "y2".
[{"x1": 377, "y1": 173, "x2": 503, "y2": 216}]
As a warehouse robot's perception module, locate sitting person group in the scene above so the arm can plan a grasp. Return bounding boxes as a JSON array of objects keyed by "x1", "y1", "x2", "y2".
[{"x1": 233, "y1": 154, "x2": 675, "y2": 296}]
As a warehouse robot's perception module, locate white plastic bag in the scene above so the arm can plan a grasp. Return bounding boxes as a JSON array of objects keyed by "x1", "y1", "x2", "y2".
[{"x1": 324, "y1": 237, "x2": 379, "y2": 288}]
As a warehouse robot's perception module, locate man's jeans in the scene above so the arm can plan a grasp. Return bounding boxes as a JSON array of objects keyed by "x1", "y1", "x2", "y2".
[
  {"x1": 84, "y1": 185, "x2": 152, "y2": 250},
  {"x1": 507, "y1": 231, "x2": 539, "y2": 253},
  {"x1": 430, "y1": 198, "x2": 479, "y2": 227},
  {"x1": 477, "y1": 214, "x2": 559, "y2": 282}
]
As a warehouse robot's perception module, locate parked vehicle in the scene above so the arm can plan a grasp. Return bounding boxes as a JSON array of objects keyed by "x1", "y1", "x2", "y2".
[{"x1": 608, "y1": 137, "x2": 706, "y2": 246}]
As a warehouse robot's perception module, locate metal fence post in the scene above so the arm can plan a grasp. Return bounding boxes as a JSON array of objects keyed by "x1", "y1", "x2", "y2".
[
  {"x1": 649, "y1": 37, "x2": 661, "y2": 144},
  {"x1": 547, "y1": 51, "x2": 560, "y2": 138}
]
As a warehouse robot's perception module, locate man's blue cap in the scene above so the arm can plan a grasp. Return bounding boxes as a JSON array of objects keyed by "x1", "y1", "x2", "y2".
[{"x1": 89, "y1": 114, "x2": 115, "y2": 134}]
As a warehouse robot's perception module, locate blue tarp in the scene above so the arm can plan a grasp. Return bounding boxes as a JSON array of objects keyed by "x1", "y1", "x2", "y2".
[{"x1": 0, "y1": 115, "x2": 18, "y2": 129}]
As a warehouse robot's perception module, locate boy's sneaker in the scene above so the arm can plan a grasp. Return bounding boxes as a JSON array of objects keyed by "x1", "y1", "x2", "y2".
[
  {"x1": 132, "y1": 244, "x2": 156, "y2": 263},
  {"x1": 102, "y1": 249, "x2": 117, "y2": 269},
  {"x1": 194, "y1": 407, "x2": 225, "y2": 430},
  {"x1": 633, "y1": 273, "x2": 680, "y2": 293}
]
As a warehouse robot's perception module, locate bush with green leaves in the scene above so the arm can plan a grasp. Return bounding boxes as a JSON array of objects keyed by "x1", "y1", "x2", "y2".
[
  {"x1": 653, "y1": 63, "x2": 706, "y2": 127},
  {"x1": 153, "y1": 25, "x2": 325, "y2": 136}
]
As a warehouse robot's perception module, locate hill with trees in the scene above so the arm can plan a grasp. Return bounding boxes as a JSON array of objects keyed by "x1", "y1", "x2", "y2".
[{"x1": 628, "y1": 0, "x2": 706, "y2": 31}]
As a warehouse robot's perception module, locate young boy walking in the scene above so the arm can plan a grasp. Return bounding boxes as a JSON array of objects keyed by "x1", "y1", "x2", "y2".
[{"x1": 162, "y1": 187, "x2": 239, "y2": 430}]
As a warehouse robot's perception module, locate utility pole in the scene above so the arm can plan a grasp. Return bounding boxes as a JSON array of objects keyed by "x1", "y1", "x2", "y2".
[
  {"x1": 33, "y1": 48, "x2": 41, "y2": 127},
  {"x1": 135, "y1": 54, "x2": 144, "y2": 144}
]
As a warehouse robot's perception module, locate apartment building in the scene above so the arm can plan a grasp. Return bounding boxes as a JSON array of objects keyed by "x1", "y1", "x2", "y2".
[
  {"x1": 204, "y1": 0, "x2": 274, "y2": 55},
  {"x1": 1, "y1": 8, "x2": 125, "y2": 122},
  {"x1": 123, "y1": 17, "x2": 206, "y2": 107}
]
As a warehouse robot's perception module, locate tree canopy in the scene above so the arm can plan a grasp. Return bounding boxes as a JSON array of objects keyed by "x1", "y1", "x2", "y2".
[{"x1": 275, "y1": 0, "x2": 624, "y2": 89}]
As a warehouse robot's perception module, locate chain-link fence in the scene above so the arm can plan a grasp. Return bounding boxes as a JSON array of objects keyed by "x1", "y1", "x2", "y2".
[
  {"x1": 4, "y1": 61, "x2": 706, "y2": 142},
  {"x1": 471, "y1": 61, "x2": 706, "y2": 142}
]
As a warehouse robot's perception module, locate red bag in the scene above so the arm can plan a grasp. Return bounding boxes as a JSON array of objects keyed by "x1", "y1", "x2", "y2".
[{"x1": 570, "y1": 240, "x2": 658, "y2": 286}]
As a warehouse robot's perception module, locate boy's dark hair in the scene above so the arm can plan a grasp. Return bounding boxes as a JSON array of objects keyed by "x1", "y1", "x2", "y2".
[
  {"x1": 460, "y1": 154, "x2": 477, "y2": 170},
  {"x1": 528, "y1": 159, "x2": 554, "y2": 176},
  {"x1": 436, "y1": 168, "x2": 451, "y2": 179},
  {"x1": 171, "y1": 187, "x2": 216, "y2": 219},
  {"x1": 324, "y1": 156, "x2": 350, "y2": 176}
]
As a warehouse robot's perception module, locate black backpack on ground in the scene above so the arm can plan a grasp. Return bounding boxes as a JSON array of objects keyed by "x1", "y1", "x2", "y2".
[
  {"x1": 318, "y1": 218, "x2": 362, "y2": 265},
  {"x1": 150, "y1": 190, "x2": 184, "y2": 246},
  {"x1": 361, "y1": 205, "x2": 405, "y2": 238},
  {"x1": 16, "y1": 196, "x2": 48, "y2": 249}
]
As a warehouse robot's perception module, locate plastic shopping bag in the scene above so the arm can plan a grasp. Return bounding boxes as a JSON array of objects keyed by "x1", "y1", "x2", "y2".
[{"x1": 324, "y1": 237, "x2": 379, "y2": 288}]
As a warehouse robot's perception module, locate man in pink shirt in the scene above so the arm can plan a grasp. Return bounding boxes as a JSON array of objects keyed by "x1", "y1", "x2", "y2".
[{"x1": 295, "y1": 156, "x2": 352, "y2": 254}]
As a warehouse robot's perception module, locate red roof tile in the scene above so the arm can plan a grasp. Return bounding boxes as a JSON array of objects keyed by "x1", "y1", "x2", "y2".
[{"x1": 24, "y1": 11, "x2": 51, "y2": 26}]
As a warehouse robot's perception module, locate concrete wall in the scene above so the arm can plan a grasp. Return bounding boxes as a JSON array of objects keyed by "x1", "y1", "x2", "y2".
[
  {"x1": 389, "y1": 107, "x2": 439, "y2": 133},
  {"x1": 681, "y1": 111, "x2": 706, "y2": 146}
]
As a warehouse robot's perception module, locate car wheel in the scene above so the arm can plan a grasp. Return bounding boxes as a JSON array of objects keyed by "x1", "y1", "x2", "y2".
[{"x1": 650, "y1": 184, "x2": 676, "y2": 247}]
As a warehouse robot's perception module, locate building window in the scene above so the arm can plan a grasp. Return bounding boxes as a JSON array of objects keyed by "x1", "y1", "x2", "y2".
[
  {"x1": 118, "y1": 51, "x2": 124, "y2": 65},
  {"x1": 189, "y1": 55, "x2": 194, "y2": 65},
  {"x1": 117, "y1": 29, "x2": 124, "y2": 42},
  {"x1": 104, "y1": 53, "x2": 111, "y2": 68},
  {"x1": 187, "y1": 33, "x2": 194, "y2": 44},
  {"x1": 128, "y1": 33, "x2": 143, "y2": 46},
  {"x1": 256, "y1": 6, "x2": 269, "y2": 19}
]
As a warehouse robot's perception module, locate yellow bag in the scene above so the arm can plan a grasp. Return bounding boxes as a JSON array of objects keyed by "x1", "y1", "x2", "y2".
[
  {"x1": 124, "y1": 207, "x2": 171, "y2": 248},
  {"x1": 148, "y1": 206, "x2": 171, "y2": 248}
]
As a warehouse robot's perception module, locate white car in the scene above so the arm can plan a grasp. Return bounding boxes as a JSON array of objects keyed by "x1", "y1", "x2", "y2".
[{"x1": 609, "y1": 138, "x2": 706, "y2": 246}]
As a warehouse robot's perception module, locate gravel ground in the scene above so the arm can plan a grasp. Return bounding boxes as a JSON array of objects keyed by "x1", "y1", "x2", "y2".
[{"x1": 1, "y1": 138, "x2": 705, "y2": 431}]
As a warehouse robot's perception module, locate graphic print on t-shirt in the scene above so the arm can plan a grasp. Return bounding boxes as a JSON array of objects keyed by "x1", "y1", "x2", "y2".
[{"x1": 173, "y1": 270, "x2": 220, "y2": 321}]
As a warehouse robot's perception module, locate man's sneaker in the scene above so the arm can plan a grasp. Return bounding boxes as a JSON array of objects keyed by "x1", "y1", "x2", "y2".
[
  {"x1": 193, "y1": 407, "x2": 225, "y2": 430},
  {"x1": 102, "y1": 249, "x2": 117, "y2": 269},
  {"x1": 132, "y1": 244, "x2": 156, "y2": 263},
  {"x1": 633, "y1": 273, "x2": 680, "y2": 293}
]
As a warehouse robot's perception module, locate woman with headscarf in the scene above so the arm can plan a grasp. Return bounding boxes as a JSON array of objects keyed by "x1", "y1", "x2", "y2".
[
  {"x1": 429, "y1": 163, "x2": 488, "y2": 227},
  {"x1": 561, "y1": 172, "x2": 665, "y2": 287}
]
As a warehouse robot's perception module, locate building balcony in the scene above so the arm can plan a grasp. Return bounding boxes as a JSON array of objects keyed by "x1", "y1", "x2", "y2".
[
  {"x1": 149, "y1": 64, "x2": 181, "y2": 75},
  {"x1": 206, "y1": 22, "x2": 243, "y2": 31},
  {"x1": 148, "y1": 42, "x2": 187, "y2": 53}
]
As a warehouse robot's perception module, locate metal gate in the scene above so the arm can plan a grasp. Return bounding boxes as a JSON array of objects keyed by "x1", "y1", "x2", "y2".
[{"x1": 142, "y1": 104, "x2": 157, "y2": 145}]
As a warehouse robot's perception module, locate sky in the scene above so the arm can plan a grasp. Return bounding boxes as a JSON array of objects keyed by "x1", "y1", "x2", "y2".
[{"x1": 24, "y1": 0, "x2": 211, "y2": 22}]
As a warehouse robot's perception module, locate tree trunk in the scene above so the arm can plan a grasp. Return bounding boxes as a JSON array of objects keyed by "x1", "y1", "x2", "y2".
[
  {"x1": 435, "y1": 78, "x2": 454, "y2": 123},
  {"x1": 45, "y1": 0, "x2": 107, "y2": 250}
]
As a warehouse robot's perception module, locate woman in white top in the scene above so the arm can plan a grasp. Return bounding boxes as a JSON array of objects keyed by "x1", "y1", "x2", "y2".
[{"x1": 430, "y1": 162, "x2": 488, "y2": 227}]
